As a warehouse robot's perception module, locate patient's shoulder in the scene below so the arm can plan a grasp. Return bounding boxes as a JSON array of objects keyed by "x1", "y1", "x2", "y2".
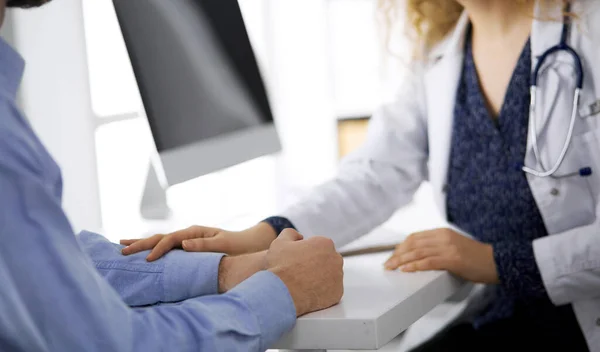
[{"x1": 0, "y1": 95, "x2": 50, "y2": 182}]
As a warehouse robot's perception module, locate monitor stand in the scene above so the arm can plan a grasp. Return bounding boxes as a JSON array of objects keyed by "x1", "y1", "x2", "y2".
[{"x1": 140, "y1": 162, "x2": 172, "y2": 220}]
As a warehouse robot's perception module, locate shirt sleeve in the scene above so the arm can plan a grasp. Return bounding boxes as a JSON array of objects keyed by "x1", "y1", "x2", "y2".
[
  {"x1": 77, "y1": 231, "x2": 225, "y2": 306},
  {"x1": 533, "y1": 223, "x2": 600, "y2": 305},
  {"x1": 493, "y1": 240, "x2": 547, "y2": 299},
  {"x1": 278, "y1": 66, "x2": 429, "y2": 248},
  {"x1": 0, "y1": 143, "x2": 296, "y2": 352}
]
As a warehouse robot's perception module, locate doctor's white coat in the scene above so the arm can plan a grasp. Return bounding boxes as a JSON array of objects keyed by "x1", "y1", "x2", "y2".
[{"x1": 281, "y1": 1, "x2": 600, "y2": 350}]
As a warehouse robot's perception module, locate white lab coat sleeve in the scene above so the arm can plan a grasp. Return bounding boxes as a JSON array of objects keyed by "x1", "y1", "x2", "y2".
[
  {"x1": 280, "y1": 67, "x2": 429, "y2": 248},
  {"x1": 533, "y1": 224, "x2": 600, "y2": 305}
]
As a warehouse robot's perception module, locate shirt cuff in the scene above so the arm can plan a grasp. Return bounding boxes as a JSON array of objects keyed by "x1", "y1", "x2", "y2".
[
  {"x1": 163, "y1": 250, "x2": 225, "y2": 302},
  {"x1": 262, "y1": 216, "x2": 297, "y2": 236},
  {"x1": 494, "y1": 240, "x2": 547, "y2": 299},
  {"x1": 227, "y1": 270, "x2": 296, "y2": 350}
]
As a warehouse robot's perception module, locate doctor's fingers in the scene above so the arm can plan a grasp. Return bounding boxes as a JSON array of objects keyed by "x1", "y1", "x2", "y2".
[
  {"x1": 121, "y1": 226, "x2": 217, "y2": 261},
  {"x1": 121, "y1": 234, "x2": 164, "y2": 256},
  {"x1": 181, "y1": 236, "x2": 234, "y2": 254},
  {"x1": 385, "y1": 246, "x2": 446, "y2": 270},
  {"x1": 393, "y1": 236, "x2": 441, "y2": 256},
  {"x1": 144, "y1": 226, "x2": 224, "y2": 261},
  {"x1": 399, "y1": 256, "x2": 449, "y2": 273},
  {"x1": 400, "y1": 229, "x2": 447, "y2": 248},
  {"x1": 120, "y1": 239, "x2": 139, "y2": 246}
]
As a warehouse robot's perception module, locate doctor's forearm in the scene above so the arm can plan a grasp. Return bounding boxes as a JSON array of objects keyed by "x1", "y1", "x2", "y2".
[{"x1": 280, "y1": 161, "x2": 417, "y2": 247}]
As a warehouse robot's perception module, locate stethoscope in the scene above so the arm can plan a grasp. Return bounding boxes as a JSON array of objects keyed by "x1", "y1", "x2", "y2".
[{"x1": 521, "y1": 3, "x2": 592, "y2": 178}]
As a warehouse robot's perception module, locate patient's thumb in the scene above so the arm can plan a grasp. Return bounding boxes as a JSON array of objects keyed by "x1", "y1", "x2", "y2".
[{"x1": 276, "y1": 229, "x2": 304, "y2": 242}]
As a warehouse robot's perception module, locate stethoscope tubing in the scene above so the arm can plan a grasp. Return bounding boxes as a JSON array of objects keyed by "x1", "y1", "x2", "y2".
[{"x1": 521, "y1": 3, "x2": 589, "y2": 178}]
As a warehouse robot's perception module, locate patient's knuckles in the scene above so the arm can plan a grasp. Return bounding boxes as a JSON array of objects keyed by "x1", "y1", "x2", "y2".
[{"x1": 312, "y1": 236, "x2": 335, "y2": 250}]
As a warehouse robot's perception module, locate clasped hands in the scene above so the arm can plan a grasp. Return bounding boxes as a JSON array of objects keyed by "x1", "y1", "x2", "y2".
[
  {"x1": 120, "y1": 225, "x2": 499, "y2": 316},
  {"x1": 121, "y1": 224, "x2": 344, "y2": 317}
]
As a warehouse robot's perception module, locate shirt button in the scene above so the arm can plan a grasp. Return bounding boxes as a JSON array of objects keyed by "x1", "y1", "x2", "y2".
[
  {"x1": 596, "y1": 318, "x2": 600, "y2": 327},
  {"x1": 550, "y1": 188, "x2": 560, "y2": 196}
]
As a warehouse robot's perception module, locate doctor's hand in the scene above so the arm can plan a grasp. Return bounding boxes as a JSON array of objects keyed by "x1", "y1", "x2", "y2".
[
  {"x1": 120, "y1": 223, "x2": 277, "y2": 261},
  {"x1": 384, "y1": 228, "x2": 499, "y2": 284}
]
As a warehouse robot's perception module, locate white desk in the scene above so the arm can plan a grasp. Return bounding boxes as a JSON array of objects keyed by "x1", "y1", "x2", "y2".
[
  {"x1": 272, "y1": 229, "x2": 466, "y2": 351},
  {"x1": 100, "y1": 185, "x2": 459, "y2": 351}
]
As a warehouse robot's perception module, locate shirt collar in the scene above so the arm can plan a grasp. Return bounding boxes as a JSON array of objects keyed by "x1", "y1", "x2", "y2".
[
  {"x1": 427, "y1": 11, "x2": 470, "y2": 64},
  {"x1": 0, "y1": 36, "x2": 25, "y2": 100}
]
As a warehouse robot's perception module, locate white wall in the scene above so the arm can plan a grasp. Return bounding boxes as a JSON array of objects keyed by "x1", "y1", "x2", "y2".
[
  {"x1": 266, "y1": 0, "x2": 338, "y2": 197},
  {"x1": 7, "y1": 0, "x2": 102, "y2": 233}
]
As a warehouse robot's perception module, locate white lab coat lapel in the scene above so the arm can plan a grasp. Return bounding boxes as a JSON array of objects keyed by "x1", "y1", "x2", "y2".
[{"x1": 426, "y1": 13, "x2": 469, "y2": 219}]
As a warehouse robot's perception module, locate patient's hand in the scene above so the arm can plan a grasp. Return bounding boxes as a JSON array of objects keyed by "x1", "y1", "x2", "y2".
[{"x1": 266, "y1": 229, "x2": 344, "y2": 317}]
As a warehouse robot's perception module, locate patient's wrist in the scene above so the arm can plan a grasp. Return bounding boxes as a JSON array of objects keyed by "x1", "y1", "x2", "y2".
[{"x1": 218, "y1": 251, "x2": 267, "y2": 293}]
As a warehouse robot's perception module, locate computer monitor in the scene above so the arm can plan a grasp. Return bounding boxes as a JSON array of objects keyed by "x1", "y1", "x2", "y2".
[{"x1": 113, "y1": 0, "x2": 281, "y2": 218}]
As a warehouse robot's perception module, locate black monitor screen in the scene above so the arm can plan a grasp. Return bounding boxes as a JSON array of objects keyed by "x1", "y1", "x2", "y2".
[{"x1": 114, "y1": 0, "x2": 274, "y2": 152}]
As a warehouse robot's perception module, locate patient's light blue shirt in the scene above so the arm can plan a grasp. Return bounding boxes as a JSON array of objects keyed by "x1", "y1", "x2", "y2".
[{"x1": 0, "y1": 37, "x2": 295, "y2": 351}]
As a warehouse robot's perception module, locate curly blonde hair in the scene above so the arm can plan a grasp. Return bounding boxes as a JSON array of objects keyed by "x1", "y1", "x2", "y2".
[{"x1": 378, "y1": 0, "x2": 573, "y2": 60}]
